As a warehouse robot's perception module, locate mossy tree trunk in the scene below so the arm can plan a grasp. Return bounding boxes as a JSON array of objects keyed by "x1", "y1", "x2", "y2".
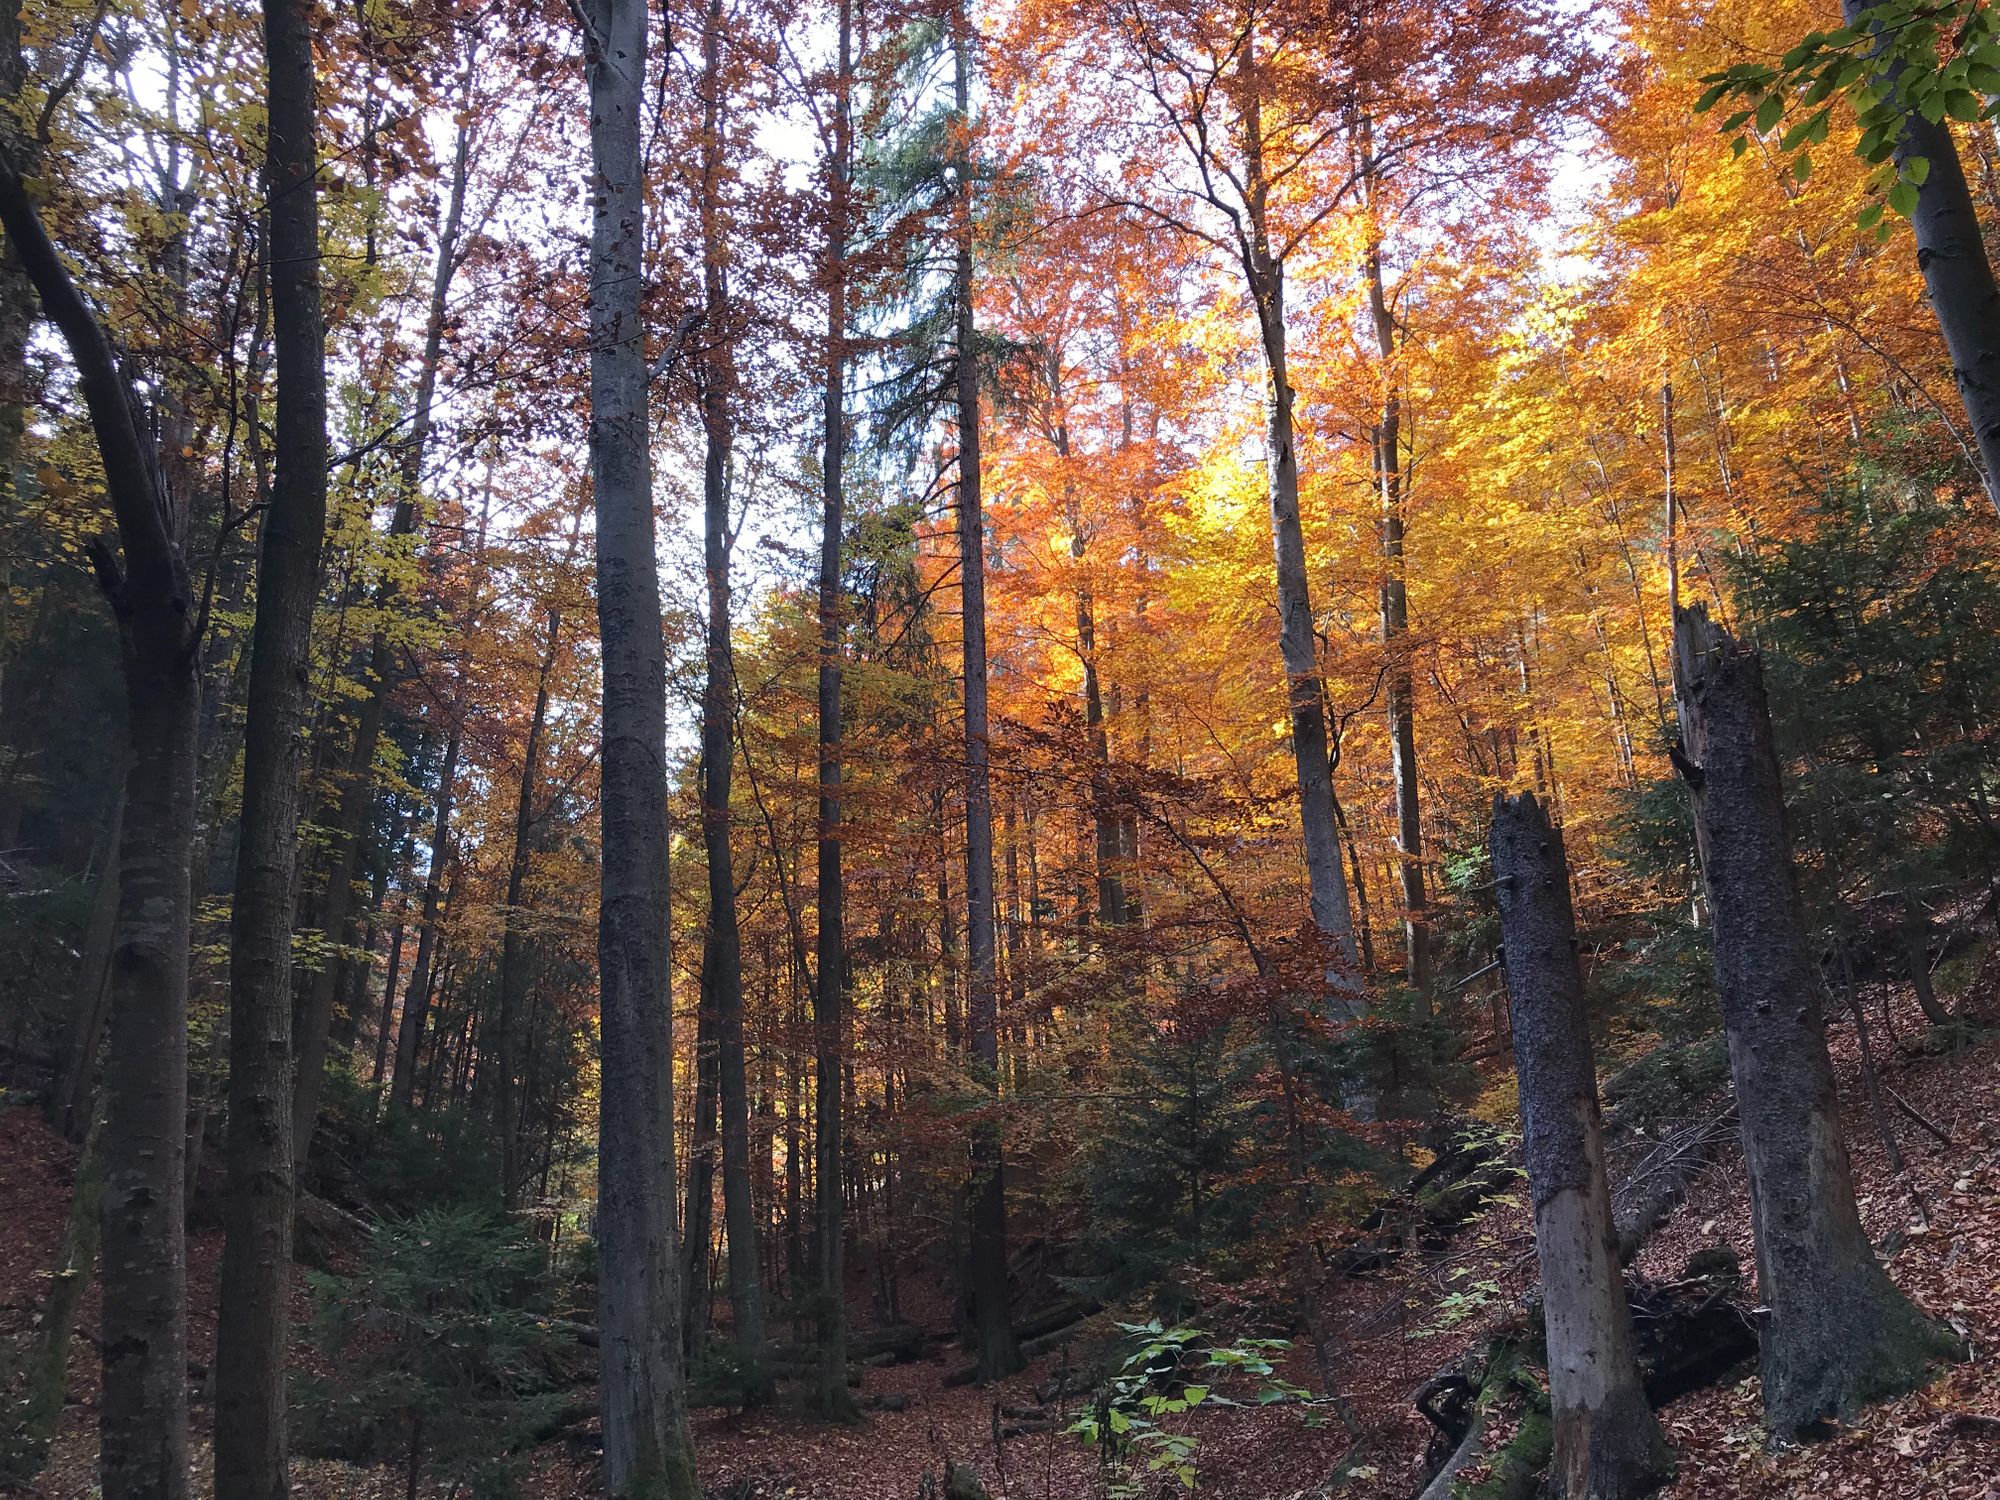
[
  {"x1": 1672, "y1": 604, "x2": 1959, "y2": 1437},
  {"x1": 1492, "y1": 791, "x2": 1672, "y2": 1499}
]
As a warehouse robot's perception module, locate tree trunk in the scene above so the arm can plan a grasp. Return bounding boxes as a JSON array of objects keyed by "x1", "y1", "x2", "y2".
[
  {"x1": 1847, "y1": 0, "x2": 2000, "y2": 514},
  {"x1": 0, "y1": 145, "x2": 202, "y2": 1500},
  {"x1": 0, "y1": 1109, "x2": 102, "y2": 1484},
  {"x1": 1671, "y1": 604, "x2": 1959, "y2": 1437},
  {"x1": 389, "y1": 724, "x2": 460, "y2": 1117},
  {"x1": 289, "y1": 40, "x2": 478, "y2": 1158},
  {"x1": 1360, "y1": 165, "x2": 1428, "y2": 990},
  {"x1": 681, "y1": 938, "x2": 719, "y2": 1353},
  {"x1": 953, "y1": 11, "x2": 1021, "y2": 1384},
  {"x1": 51, "y1": 789, "x2": 122, "y2": 1140},
  {"x1": 693, "y1": 0, "x2": 763, "y2": 1367},
  {"x1": 813, "y1": 0, "x2": 859, "y2": 1419},
  {"x1": 216, "y1": 0, "x2": 333, "y2": 1477},
  {"x1": 1491, "y1": 791, "x2": 1672, "y2": 1500},
  {"x1": 496, "y1": 607, "x2": 559, "y2": 1207},
  {"x1": 582, "y1": 0, "x2": 698, "y2": 1485},
  {"x1": 1235, "y1": 65, "x2": 1360, "y2": 1003}
]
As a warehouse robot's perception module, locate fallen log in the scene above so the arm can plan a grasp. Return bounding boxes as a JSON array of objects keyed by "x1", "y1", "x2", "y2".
[
  {"x1": 1413, "y1": 1252, "x2": 1756, "y2": 1499},
  {"x1": 1612, "y1": 1108, "x2": 1737, "y2": 1265}
]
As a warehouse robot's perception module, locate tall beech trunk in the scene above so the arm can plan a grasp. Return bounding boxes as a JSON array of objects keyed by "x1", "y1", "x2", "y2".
[
  {"x1": 2, "y1": 1110, "x2": 103, "y2": 1483},
  {"x1": 812, "y1": 0, "x2": 859, "y2": 1418},
  {"x1": 1492, "y1": 791, "x2": 1672, "y2": 1500},
  {"x1": 1671, "y1": 604, "x2": 1958, "y2": 1436},
  {"x1": 51, "y1": 790, "x2": 122, "y2": 1140},
  {"x1": 291, "y1": 41, "x2": 478, "y2": 1157},
  {"x1": 389, "y1": 725, "x2": 460, "y2": 1115},
  {"x1": 583, "y1": 0, "x2": 697, "y2": 1485},
  {"x1": 681, "y1": 939, "x2": 719, "y2": 1352},
  {"x1": 953, "y1": 13, "x2": 1022, "y2": 1384},
  {"x1": 1360, "y1": 156, "x2": 1428, "y2": 989},
  {"x1": 1846, "y1": 0, "x2": 2000, "y2": 512},
  {"x1": 1234, "y1": 62, "x2": 1360, "y2": 998},
  {"x1": 217, "y1": 0, "x2": 331, "y2": 1483},
  {"x1": 0, "y1": 145, "x2": 201, "y2": 1500},
  {"x1": 495, "y1": 606, "x2": 559, "y2": 1207},
  {"x1": 693, "y1": 0, "x2": 763, "y2": 1363}
]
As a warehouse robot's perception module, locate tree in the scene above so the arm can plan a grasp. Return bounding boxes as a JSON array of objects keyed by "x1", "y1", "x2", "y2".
[
  {"x1": 1671, "y1": 603, "x2": 1959, "y2": 1436},
  {"x1": 811, "y1": 0, "x2": 859, "y2": 1419},
  {"x1": 950, "y1": 1, "x2": 1022, "y2": 1383},
  {"x1": 691, "y1": 0, "x2": 764, "y2": 1373},
  {"x1": 1492, "y1": 790, "x2": 1671, "y2": 1500},
  {"x1": 580, "y1": 0, "x2": 699, "y2": 1485},
  {"x1": 213, "y1": 0, "x2": 332, "y2": 1484},
  {"x1": 0, "y1": 145, "x2": 200, "y2": 1500}
]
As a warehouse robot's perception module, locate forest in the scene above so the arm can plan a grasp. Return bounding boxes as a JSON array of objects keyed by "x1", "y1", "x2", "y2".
[{"x1": 3, "y1": 0, "x2": 2000, "y2": 1495}]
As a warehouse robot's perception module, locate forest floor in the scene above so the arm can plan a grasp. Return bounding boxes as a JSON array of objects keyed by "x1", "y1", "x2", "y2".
[{"x1": 2, "y1": 986, "x2": 1998, "y2": 1499}]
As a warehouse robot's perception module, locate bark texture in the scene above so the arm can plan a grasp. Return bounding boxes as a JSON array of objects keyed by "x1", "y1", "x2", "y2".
[
  {"x1": 954, "y1": 10, "x2": 1021, "y2": 1383},
  {"x1": 582, "y1": 0, "x2": 698, "y2": 1487},
  {"x1": 1672, "y1": 604, "x2": 1959, "y2": 1437},
  {"x1": 215, "y1": 0, "x2": 330, "y2": 1483},
  {"x1": 1492, "y1": 791, "x2": 1671, "y2": 1500},
  {"x1": 0, "y1": 143, "x2": 200, "y2": 1500},
  {"x1": 812, "y1": 0, "x2": 858, "y2": 1418}
]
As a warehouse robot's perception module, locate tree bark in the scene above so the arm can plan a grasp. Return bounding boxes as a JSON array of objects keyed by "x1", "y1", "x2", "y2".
[
  {"x1": 953, "y1": 10, "x2": 1021, "y2": 1384},
  {"x1": 692, "y1": 0, "x2": 763, "y2": 1366},
  {"x1": 582, "y1": 0, "x2": 698, "y2": 1485},
  {"x1": 496, "y1": 606, "x2": 559, "y2": 1207},
  {"x1": 51, "y1": 790, "x2": 122, "y2": 1140},
  {"x1": 217, "y1": 0, "x2": 333, "y2": 1478},
  {"x1": 290, "y1": 39, "x2": 478, "y2": 1157},
  {"x1": 1492, "y1": 791, "x2": 1672, "y2": 1500},
  {"x1": 1671, "y1": 604, "x2": 1959, "y2": 1437},
  {"x1": 1360, "y1": 154, "x2": 1428, "y2": 990},
  {"x1": 1234, "y1": 61, "x2": 1361, "y2": 1003},
  {"x1": 388, "y1": 724, "x2": 459, "y2": 1115},
  {"x1": 0, "y1": 143, "x2": 201, "y2": 1500},
  {"x1": 681, "y1": 937, "x2": 719, "y2": 1352},
  {"x1": 1846, "y1": 0, "x2": 2000, "y2": 514},
  {"x1": 812, "y1": 0, "x2": 859, "y2": 1418}
]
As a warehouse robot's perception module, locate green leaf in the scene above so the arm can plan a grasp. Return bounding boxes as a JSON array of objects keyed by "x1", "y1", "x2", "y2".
[
  {"x1": 1755, "y1": 94, "x2": 1784, "y2": 133},
  {"x1": 1857, "y1": 202, "x2": 1885, "y2": 230},
  {"x1": 1780, "y1": 106, "x2": 1830, "y2": 150},
  {"x1": 1948, "y1": 89, "x2": 1982, "y2": 122},
  {"x1": 1182, "y1": 1386, "x2": 1209, "y2": 1406},
  {"x1": 1905, "y1": 155, "x2": 1931, "y2": 187},
  {"x1": 1794, "y1": 153, "x2": 1813, "y2": 182},
  {"x1": 1694, "y1": 82, "x2": 1731, "y2": 114},
  {"x1": 1889, "y1": 179, "x2": 1919, "y2": 217}
]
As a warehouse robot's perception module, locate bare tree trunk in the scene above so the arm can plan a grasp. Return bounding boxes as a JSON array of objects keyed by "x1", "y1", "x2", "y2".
[
  {"x1": 51, "y1": 790, "x2": 122, "y2": 1139},
  {"x1": 389, "y1": 725, "x2": 460, "y2": 1116},
  {"x1": 290, "y1": 38, "x2": 479, "y2": 1157},
  {"x1": 953, "y1": 11, "x2": 1021, "y2": 1384},
  {"x1": 692, "y1": 0, "x2": 763, "y2": 1365},
  {"x1": 681, "y1": 939, "x2": 719, "y2": 1354},
  {"x1": 1360, "y1": 151, "x2": 1428, "y2": 990},
  {"x1": 216, "y1": 0, "x2": 333, "y2": 1474},
  {"x1": 1235, "y1": 63, "x2": 1359, "y2": 1002},
  {"x1": 1, "y1": 1110, "x2": 104, "y2": 1483},
  {"x1": 1672, "y1": 605, "x2": 1959, "y2": 1437},
  {"x1": 812, "y1": 0, "x2": 859, "y2": 1418},
  {"x1": 0, "y1": 144, "x2": 201, "y2": 1500},
  {"x1": 583, "y1": 0, "x2": 697, "y2": 1484},
  {"x1": 1492, "y1": 792, "x2": 1671, "y2": 1500},
  {"x1": 496, "y1": 607, "x2": 559, "y2": 1208}
]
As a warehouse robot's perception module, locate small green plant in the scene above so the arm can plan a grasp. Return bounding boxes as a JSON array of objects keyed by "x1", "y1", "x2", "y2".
[
  {"x1": 1416, "y1": 1272, "x2": 1505, "y2": 1339},
  {"x1": 1069, "y1": 1321, "x2": 1315, "y2": 1495}
]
